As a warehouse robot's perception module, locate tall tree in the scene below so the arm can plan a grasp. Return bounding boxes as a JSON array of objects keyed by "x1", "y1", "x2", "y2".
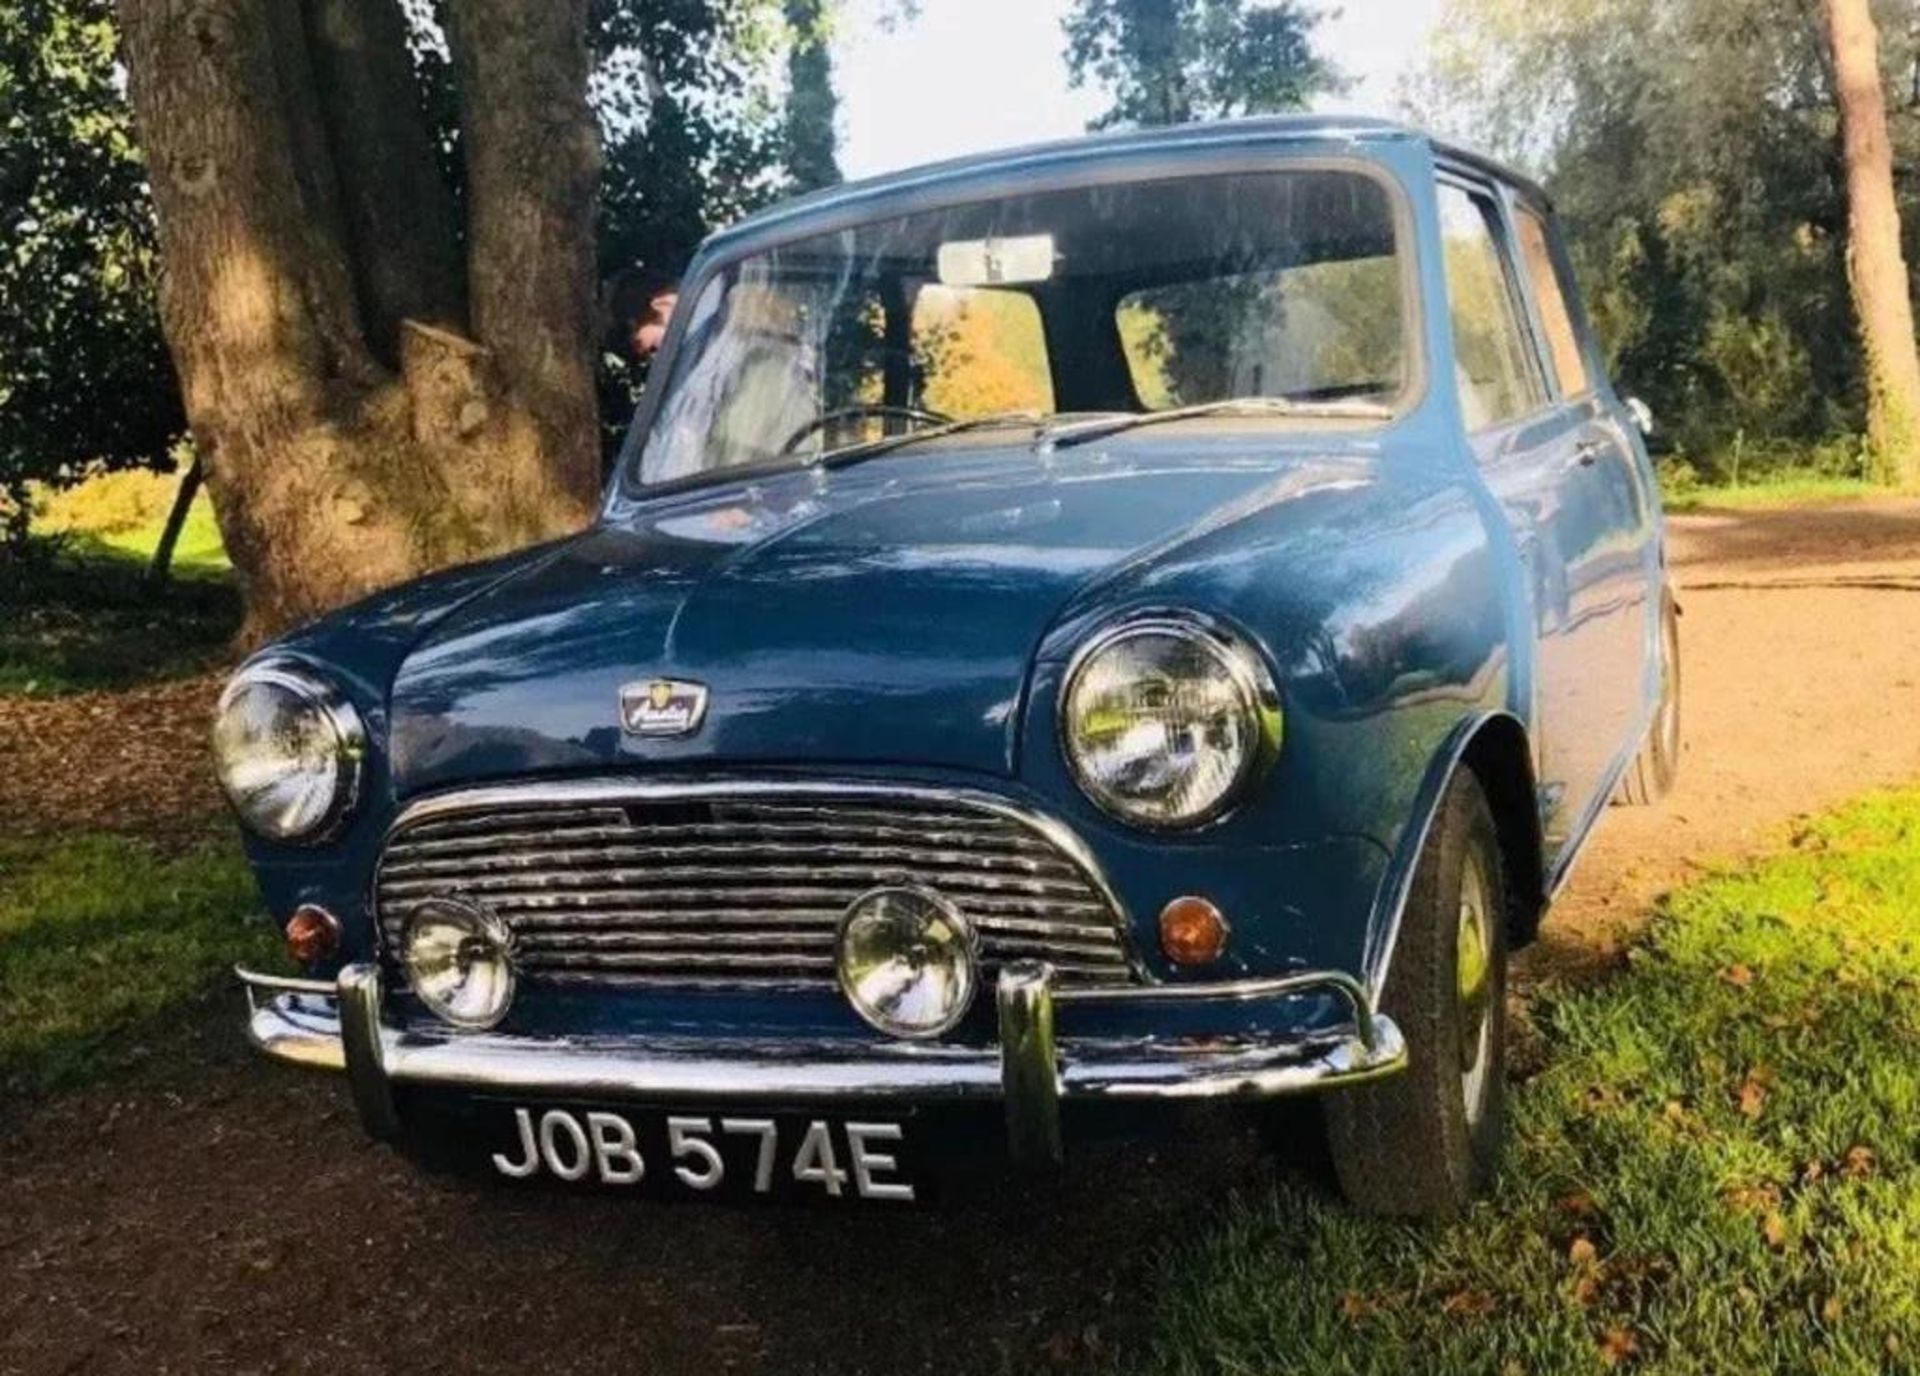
[
  {"x1": 1063, "y1": 0, "x2": 1338, "y2": 131},
  {"x1": 0, "y1": 0, "x2": 182, "y2": 548},
  {"x1": 1412, "y1": 0, "x2": 1916, "y2": 474},
  {"x1": 116, "y1": 0, "x2": 603, "y2": 642},
  {"x1": 782, "y1": 0, "x2": 841, "y2": 191},
  {"x1": 1825, "y1": 0, "x2": 1920, "y2": 488},
  {"x1": 587, "y1": 1, "x2": 790, "y2": 450},
  {"x1": 592, "y1": 0, "x2": 791, "y2": 285}
]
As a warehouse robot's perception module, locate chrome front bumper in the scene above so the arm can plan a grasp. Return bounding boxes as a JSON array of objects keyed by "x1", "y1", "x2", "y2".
[{"x1": 239, "y1": 962, "x2": 1405, "y2": 1164}]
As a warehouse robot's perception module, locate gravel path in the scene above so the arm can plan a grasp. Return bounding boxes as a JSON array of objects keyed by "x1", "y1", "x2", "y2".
[{"x1": 3, "y1": 499, "x2": 1918, "y2": 1376}]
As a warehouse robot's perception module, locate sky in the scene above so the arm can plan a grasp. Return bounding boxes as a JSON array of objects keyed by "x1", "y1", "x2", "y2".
[{"x1": 834, "y1": 0, "x2": 1448, "y2": 181}]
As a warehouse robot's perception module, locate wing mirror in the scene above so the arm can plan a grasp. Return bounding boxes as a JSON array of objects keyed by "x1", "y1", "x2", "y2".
[{"x1": 1625, "y1": 398, "x2": 1674, "y2": 456}]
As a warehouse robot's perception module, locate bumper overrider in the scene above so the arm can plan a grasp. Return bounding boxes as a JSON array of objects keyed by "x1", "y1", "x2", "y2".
[{"x1": 239, "y1": 962, "x2": 1406, "y2": 1164}]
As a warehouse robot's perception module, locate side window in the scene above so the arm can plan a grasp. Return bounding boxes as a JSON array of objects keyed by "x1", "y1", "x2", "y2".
[
  {"x1": 911, "y1": 286, "x2": 1054, "y2": 417},
  {"x1": 1514, "y1": 208, "x2": 1591, "y2": 397},
  {"x1": 1437, "y1": 185, "x2": 1544, "y2": 430},
  {"x1": 1115, "y1": 258, "x2": 1406, "y2": 411}
]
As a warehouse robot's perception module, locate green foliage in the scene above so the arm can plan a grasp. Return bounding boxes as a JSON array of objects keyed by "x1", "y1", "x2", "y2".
[
  {"x1": 0, "y1": 0, "x2": 184, "y2": 546},
  {"x1": 1412, "y1": 0, "x2": 1907, "y2": 469},
  {"x1": 783, "y1": 0, "x2": 843, "y2": 193},
  {"x1": 1131, "y1": 787, "x2": 1920, "y2": 1373},
  {"x1": 589, "y1": 1, "x2": 793, "y2": 286},
  {"x1": 1064, "y1": 0, "x2": 1340, "y2": 130},
  {"x1": 0, "y1": 833, "x2": 277, "y2": 1097},
  {"x1": 578, "y1": 1, "x2": 803, "y2": 440}
]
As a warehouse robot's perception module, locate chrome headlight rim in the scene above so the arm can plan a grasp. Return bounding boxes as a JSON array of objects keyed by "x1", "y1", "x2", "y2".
[
  {"x1": 834, "y1": 883, "x2": 981, "y2": 1041},
  {"x1": 1059, "y1": 610, "x2": 1283, "y2": 833},
  {"x1": 400, "y1": 895, "x2": 519, "y2": 1031},
  {"x1": 212, "y1": 659, "x2": 367, "y2": 846}
]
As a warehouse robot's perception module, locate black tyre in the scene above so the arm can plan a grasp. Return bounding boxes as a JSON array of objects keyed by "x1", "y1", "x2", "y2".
[
  {"x1": 1614, "y1": 589, "x2": 1681, "y2": 806},
  {"x1": 1325, "y1": 770, "x2": 1508, "y2": 1218}
]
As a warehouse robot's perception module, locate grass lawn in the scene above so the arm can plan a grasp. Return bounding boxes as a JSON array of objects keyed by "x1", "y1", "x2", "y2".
[
  {"x1": 0, "y1": 833, "x2": 279, "y2": 1099},
  {"x1": 80, "y1": 489, "x2": 229, "y2": 573},
  {"x1": 0, "y1": 541, "x2": 239, "y2": 697},
  {"x1": 1134, "y1": 789, "x2": 1920, "y2": 1374},
  {"x1": 1663, "y1": 475, "x2": 1880, "y2": 514}
]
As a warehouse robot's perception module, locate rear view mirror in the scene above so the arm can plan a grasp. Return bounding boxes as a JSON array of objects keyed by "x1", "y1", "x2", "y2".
[{"x1": 937, "y1": 234, "x2": 1057, "y2": 287}]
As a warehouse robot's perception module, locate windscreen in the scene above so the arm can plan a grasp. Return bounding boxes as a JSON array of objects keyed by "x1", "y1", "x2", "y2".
[{"x1": 632, "y1": 167, "x2": 1410, "y2": 488}]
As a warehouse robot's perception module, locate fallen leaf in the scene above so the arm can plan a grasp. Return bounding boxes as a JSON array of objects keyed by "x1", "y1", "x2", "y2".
[
  {"x1": 1558, "y1": 1190, "x2": 1600, "y2": 1218},
  {"x1": 1569, "y1": 1236, "x2": 1598, "y2": 1266},
  {"x1": 1719, "y1": 963, "x2": 1755, "y2": 987},
  {"x1": 1736, "y1": 1068, "x2": 1772, "y2": 1120},
  {"x1": 1762, "y1": 1212, "x2": 1789, "y2": 1250},
  {"x1": 1843, "y1": 1146, "x2": 1877, "y2": 1179},
  {"x1": 1598, "y1": 1326, "x2": 1640, "y2": 1367},
  {"x1": 1723, "y1": 1183, "x2": 1780, "y2": 1213},
  {"x1": 1442, "y1": 1288, "x2": 1498, "y2": 1317}
]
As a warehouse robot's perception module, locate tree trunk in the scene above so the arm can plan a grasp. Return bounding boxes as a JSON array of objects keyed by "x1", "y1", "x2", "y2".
[
  {"x1": 116, "y1": 0, "x2": 601, "y2": 643},
  {"x1": 1826, "y1": 0, "x2": 1920, "y2": 489}
]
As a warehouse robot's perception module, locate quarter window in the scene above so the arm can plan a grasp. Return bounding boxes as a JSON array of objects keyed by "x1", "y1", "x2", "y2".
[
  {"x1": 1514, "y1": 208, "x2": 1591, "y2": 397},
  {"x1": 1438, "y1": 185, "x2": 1544, "y2": 430}
]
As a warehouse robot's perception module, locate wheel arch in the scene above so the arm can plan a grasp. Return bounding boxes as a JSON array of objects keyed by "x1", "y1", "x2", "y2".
[
  {"x1": 1362, "y1": 710, "x2": 1548, "y2": 998},
  {"x1": 1459, "y1": 713, "x2": 1548, "y2": 949}
]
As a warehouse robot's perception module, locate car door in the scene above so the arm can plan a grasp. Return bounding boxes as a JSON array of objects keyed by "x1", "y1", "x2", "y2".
[
  {"x1": 1436, "y1": 176, "x2": 1651, "y2": 864},
  {"x1": 1504, "y1": 196, "x2": 1660, "y2": 856}
]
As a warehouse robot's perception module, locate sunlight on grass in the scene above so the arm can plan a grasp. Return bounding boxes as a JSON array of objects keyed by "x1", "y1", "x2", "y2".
[
  {"x1": 1664, "y1": 476, "x2": 1880, "y2": 514},
  {"x1": 1133, "y1": 790, "x2": 1920, "y2": 1373},
  {"x1": 0, "y1": 834, "x2": 277, "y2": 1097},
  {"x1": 0, "y1": 542, "x2": 238, "y2": 697},
  {"x1": 31, "y1": 465, "x2": 230, "y2": 574},
  {"x1": 85, "y1": 491, "x2": 230, "y2": 573}
]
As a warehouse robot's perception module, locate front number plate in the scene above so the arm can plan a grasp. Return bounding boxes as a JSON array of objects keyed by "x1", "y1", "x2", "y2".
[{"x1": 488, "y1": 1106, "x2": 919, "y2": 1203}]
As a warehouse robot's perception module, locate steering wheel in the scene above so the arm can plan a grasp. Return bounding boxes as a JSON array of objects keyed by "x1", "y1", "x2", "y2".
[{"x1": 781, "y1": 404, "x2": 952, "y2": 455}]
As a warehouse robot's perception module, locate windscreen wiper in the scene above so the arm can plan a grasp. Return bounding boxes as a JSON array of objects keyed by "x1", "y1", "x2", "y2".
[
  {"x1": 1039, "y1": 396, "x2": 1395, "y2": 452},
  {"x1": 815, "y1": 411, "x2": 1045, "y2": 470}
]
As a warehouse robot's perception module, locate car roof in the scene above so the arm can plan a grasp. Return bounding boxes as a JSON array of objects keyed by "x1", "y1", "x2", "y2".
[{"x1": 702, "y1": 114, "x2": 1549, "y2": 256}]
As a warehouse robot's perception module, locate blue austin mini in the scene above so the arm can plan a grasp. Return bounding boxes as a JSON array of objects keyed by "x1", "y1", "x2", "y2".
[{"x1": 218, "y1": 117, "x2": 1679, "y2": 1217}]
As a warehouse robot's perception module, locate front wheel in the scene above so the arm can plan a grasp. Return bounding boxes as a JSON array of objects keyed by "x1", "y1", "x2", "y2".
[{"x1": 1324, "y1": 770, "x2": 1508, "y2": 1218}]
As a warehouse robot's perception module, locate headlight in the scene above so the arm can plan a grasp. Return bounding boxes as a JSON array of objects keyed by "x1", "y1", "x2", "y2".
[
  {"x1": 402, "y1": 897, "x2": 517, "y2": 1030},
  {"x1": 836, "y1": 886, "x2": 979, "y2": 1039},
  {"x1": 211, "y1": 661, "x2": 365, "y2": 843},
  {"x1": 1061, "y1": 614, "x2": 1280, "y2": 829}
]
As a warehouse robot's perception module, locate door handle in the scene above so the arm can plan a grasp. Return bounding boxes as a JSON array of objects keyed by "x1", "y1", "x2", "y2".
[{"x1": 1574, "y1": 439, "x2": 1607, "y2": 468}]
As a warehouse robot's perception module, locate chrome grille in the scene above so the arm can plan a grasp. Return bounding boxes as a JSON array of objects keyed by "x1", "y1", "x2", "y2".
[{"x1": 373, "y1": 788, "x2": 1137, "y2": 993}]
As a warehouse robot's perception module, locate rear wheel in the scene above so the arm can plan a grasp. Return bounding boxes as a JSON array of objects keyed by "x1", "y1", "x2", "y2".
[
  {"x1": 1325, "y1": 770, "x2": 1508, "y2": 1218},
  {"x1": 1615, "y1": 589, "x2": 1681, "y2": 805}
]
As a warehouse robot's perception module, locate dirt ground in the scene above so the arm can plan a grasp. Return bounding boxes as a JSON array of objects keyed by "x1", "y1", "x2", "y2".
[{"x1": 3, "y1": 499, "x2": 1918, "y2": 1376}]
